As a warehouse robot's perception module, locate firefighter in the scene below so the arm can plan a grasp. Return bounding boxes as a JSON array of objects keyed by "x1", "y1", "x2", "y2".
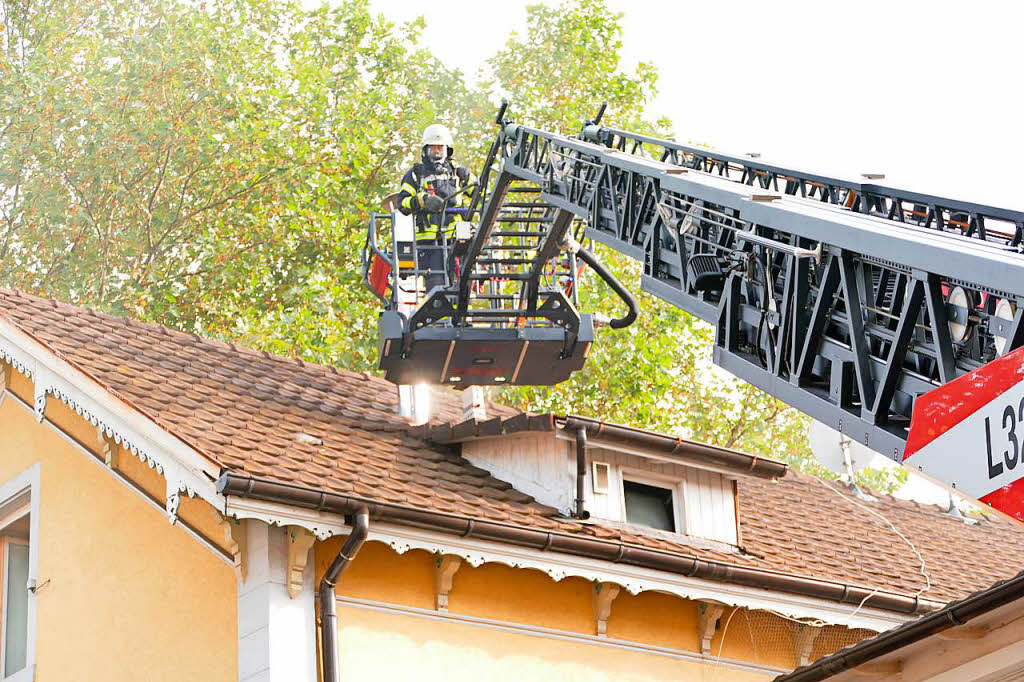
[{"x1": 397, "y1": 124, "x2": 474, "y2": 291}]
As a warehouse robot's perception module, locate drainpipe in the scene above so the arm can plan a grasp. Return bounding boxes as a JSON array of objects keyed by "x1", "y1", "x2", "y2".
[
  {"x1": 574, "y1": 427, "x2": 589, "y2": 520},
  {"x1": 319, "y1": 505, "x2": 369, "y2": 682}
]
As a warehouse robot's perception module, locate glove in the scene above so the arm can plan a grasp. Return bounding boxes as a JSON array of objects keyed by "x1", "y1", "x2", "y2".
[
  {"x1": 419, "y1": 193, "x2": 445, "y2": 213},
  {"x1": 455, "y1": 166, "x2": 470, "y2": 185}
]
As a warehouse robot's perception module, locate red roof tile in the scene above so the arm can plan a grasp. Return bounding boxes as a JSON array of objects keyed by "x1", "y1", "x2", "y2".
[{"x1": 2, "y1": 289, "x2": 1023, "y2": 604}]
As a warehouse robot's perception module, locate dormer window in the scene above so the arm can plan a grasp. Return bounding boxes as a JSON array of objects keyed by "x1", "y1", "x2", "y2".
[
  {"x1": 623, "y1": 479, "x2": 677, "y2": 532},
  {"x1": 450, "y1": 416, "x2": 783, "y2": 548}
]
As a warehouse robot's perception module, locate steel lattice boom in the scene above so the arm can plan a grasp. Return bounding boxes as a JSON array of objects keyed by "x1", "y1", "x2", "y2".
[
  {"x1": 581, "y1": 125, "x2": 1024, "y2": 248},
  {"x1": 479, "y1": 116, "x2": 1024, "y2": 460}
]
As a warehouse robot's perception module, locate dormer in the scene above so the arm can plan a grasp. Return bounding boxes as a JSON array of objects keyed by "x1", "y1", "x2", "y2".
[{"x1": 416, "y1": 414, "x2": 787, "y2": 548}]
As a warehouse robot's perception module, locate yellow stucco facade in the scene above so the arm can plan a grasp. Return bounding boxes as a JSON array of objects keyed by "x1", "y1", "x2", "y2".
[
  {"x1": 0, "y1": 367, "x2": 238, "y2": 682},
  {"x1": 337, "y1": 607, "x2": 771, "y2": 682},
  {"x1": 314, "y1": 535, "x2": 868, "y2": 681},
  {"x1": 0, "y1": 355, "x2": 877, "y2": 682}
]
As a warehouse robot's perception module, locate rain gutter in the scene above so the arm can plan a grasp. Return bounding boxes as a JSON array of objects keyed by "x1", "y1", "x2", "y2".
[
  {"x1": 559, "y1": 416, "x2": 788, "y2": 480},
  {"x1": 319, "y1": 505, "x2": 368, "y2": 682},
  {"x1": 217, "y1": 472, "x2": 939, "y2": 617},
  {"x1": 573, "y1": 426, "x2": 589, "y2": 519}
]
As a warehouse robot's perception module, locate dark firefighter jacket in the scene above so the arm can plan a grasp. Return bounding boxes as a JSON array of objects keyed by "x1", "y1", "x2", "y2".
[{"x1": 397, "y1": 153, "x2": 474, "y2": 240}]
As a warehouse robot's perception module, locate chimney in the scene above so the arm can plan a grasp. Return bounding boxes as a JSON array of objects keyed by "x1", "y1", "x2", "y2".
[
  {"x1": 397, "y1": 384, "x2": 432, "y2": 426},
  {"x1": 461, "y1": 386, "x2": 486, "y2": 421}
]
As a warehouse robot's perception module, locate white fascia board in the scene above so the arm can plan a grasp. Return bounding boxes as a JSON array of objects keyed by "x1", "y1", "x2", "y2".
[
  {"x1": 0, "y1": 318, "x2": 222, "y2": 512},
  {"x1": 226, "y1": 496, "x2": 347, "y2": 540},
  {"x1": 367, "y1": 522, "x2": 913, "y2": 632},
  {"x1": 224, "y1": 497, "x2": 914, "y2": 632}
]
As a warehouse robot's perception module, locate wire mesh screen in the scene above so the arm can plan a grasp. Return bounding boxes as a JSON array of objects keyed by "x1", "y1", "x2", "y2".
[{"x1": 711, "y1": 607, "x2": 877, "y2": 671}]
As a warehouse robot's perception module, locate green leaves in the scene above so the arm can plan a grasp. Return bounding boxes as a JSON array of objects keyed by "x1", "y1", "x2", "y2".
[
  {"x1": 0, "y1": 0, "x2": 486, "y2": 367},
  {"x1": 0, "y1": 0, "x2": 902, "y2": 492},
  {"x1": 487, "y1": 0, "x2": 661, "y2": 135}
]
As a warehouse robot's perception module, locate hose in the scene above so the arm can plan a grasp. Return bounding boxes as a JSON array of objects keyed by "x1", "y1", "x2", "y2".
[{"x1": 575, "y1": 245, "x2": 638, "y2": 329}]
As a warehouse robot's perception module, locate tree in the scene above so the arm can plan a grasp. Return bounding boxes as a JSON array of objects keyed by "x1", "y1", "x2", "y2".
[
  {"x1": 487, "y1": 0, "x2": 903, "y2": 492},
  {"x1": 486, "y1": 0, "x2": 665, "y2": 134},
  {"x1": 0, "y1": 0, "x2": 904, "y2": 492},
  {"x1": 0, "y1": 0, "x2": 490, "y2": 369}
]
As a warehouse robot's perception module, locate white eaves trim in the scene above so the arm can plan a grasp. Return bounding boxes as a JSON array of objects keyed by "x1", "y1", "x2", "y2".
[
  {"x1": 224, "y1": 497, "x2": 914, "y2": 632},
  {"x1": 368, "y1": 522, "x2": 913, "y2": 632},
  {"x1": 226, "y1": 496, "x2": 347, "y2": 540},
  {"x1": 0, "y1": 317, "x2": 223, "y2": 518}
]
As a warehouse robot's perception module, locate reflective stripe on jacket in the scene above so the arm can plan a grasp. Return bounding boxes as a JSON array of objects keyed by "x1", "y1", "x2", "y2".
[{"x1": 396, "y1": 155, "x2": 474, "y2": 240}]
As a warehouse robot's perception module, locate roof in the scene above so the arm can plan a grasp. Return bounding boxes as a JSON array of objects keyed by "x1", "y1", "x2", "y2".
[
  {"x1": 2, "y1": 288, "x2": 1024, "y2": 606},
  {"x1": 775, "y1": 568, "x2": 1024, "y2": 681}
]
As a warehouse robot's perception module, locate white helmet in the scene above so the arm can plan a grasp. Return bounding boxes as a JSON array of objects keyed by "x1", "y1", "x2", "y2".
[{"x1": 421, "y1": 123, "x2": 454, "y2": 150}]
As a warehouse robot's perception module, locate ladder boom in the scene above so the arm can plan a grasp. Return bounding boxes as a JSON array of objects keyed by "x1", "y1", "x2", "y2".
[
  {"x1": 493, "y1": 119, "x2": 1024, "y2": 460},
  {"x1": 582, "y1": 125, "x2": 1024, "y2": 247}
]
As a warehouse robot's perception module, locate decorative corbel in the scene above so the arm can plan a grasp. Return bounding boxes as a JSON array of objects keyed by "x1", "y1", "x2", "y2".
[
  {"x1": 230, "y1": 518, "x2": 248, "y2": 582},
  {"x1": 698, "y1": 601, "x2": 726, "y2": 656},
  {"x1": 593, "y1": 582, "x2": 620, "y2": 637},
  {"x1": 286, "y1": 525, "x2": 316, "y2": 598},
  {"x1": 794, "y1": 624, "x2": 822, "y2": 666},
  {"x1": 205, "y1": 506, "x2": 245, "y2": 581},
  {"x1": 33, "y1": 376, "x2": 48, "y2": 422},
  {"x1": 435, "y1": 554, "x2": 462, "y2": 612},
  {"x1": 166, "y1": 482, "x2": 182, "y2": 524},
  {"x1": 97, "y1": 426, "x2": 118, "y2": 468}
]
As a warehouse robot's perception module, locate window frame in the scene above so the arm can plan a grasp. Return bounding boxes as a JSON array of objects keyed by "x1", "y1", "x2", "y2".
[
  {"x1": 618, "y1": 468, "x2": 683, "y2": 534},
  {"x1": 1, "y1": 538, "x2": 29, "y2": 678},
  {"x1": 0, "y1": 465, "x2": 39, "y2": 682},
  {"x1": 591, "y1": 461, "x2": 611, "y2": 495}
]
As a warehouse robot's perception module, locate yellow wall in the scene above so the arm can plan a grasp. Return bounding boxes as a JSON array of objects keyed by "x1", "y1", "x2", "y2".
[
  {"x1": 338, "y1": 606, "x2": 771, "y2": 682},
  {"x1": 0, "y1": 380, "x2": 238, "y2": 681},
  {"x1": 316, "y1": 538, "x2": 802, "y2": 681}
]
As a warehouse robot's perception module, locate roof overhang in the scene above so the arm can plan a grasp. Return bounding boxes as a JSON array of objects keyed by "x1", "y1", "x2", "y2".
[
  {"x1": 776, "y1": 570, "x2": 1024, "y2": 681},
  {"x1": 0, "y1": 315, "x2": 223, "y2": 519},
  {"x1": 218, "y1": 471, "x2": 940, "y2": 631}
]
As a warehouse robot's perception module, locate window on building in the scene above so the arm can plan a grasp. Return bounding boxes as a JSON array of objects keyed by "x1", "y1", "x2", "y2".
[
  {"x1": 0, "y1": 478, "x2": 33, "y2": 682},
  {"x1": 623, "y1": 479, "x2": 676, "y2": 532}
]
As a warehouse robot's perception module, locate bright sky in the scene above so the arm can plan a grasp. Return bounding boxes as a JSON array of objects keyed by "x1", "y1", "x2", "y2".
[{"x1": 369, "y1": 0, "x2": 1023, "y2": 208}]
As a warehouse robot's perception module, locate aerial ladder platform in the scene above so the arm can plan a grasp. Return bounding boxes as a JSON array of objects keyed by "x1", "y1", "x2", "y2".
[
  {"x1": 365, "y1": 102, "x2": 1024, "y2": 512},
  {"x1": 363, "y1": 103, "x2": 637, "y2": 387}
]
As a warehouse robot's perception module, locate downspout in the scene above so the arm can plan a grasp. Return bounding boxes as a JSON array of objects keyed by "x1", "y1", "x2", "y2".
[
  {"x1": 573, "y1": 426, "x2": 589, "y2": 519},
  {"x1": 319, "y1": 505, "x2": 369, "y2": 682}
]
